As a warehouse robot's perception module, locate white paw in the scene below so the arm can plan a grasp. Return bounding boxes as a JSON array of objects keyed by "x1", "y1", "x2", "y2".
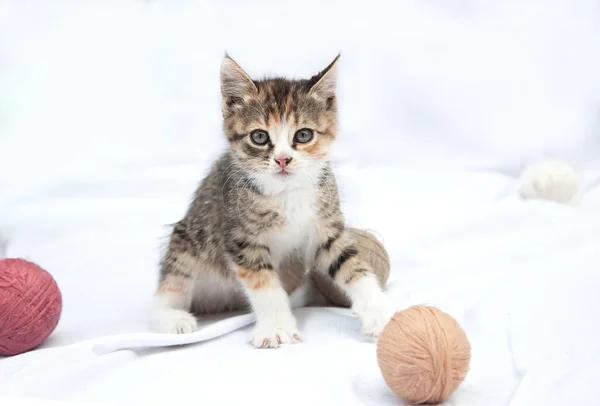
[
  {"x1": 152, "y1": 308, "x2": 198, "y2": 334},
  {"x1": 354, "y1": 303, "x2": 396, "y2": 337},
  {"x1": 248, "y1": 321, "x2": 302, "y2": 349}
]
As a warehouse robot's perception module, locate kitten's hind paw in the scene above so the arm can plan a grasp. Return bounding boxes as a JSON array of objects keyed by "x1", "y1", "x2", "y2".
[
  {"x1": 355, "y1": 302, "x2": 396, "y2": 337},
  {"x1": 152, "y1": 308, "x2": 198, "y2": 334}
]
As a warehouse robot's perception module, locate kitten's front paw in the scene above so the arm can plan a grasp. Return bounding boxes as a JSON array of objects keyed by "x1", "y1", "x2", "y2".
[
  {"x1": 355, "y1": 303, "x2": 396, "y2": 337},
  {"x1": 152, "y1": 308, "x2": 198, "y2": 334},
  {"x1": 248, "y1": 322, "x2": 302, "y2": 349}
]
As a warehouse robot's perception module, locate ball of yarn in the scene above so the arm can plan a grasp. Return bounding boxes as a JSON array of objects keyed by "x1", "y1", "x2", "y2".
[
  {"x1": 519, "y1": 160, "x2": 580, "y2": 204},
  {"x1": 0, "y1": 258, "x2": 62, "y2": 356},
  {"x1": 311, "y1": 228, "x2": 390, "y2": 307},
  {"x1": 376, "y1": 306, "x2": 471, "y2": 404}
]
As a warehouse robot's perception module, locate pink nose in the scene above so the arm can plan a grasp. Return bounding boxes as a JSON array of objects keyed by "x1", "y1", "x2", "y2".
[{"x1": 275, "y1": 156, "x2": 292, "y2": 168}]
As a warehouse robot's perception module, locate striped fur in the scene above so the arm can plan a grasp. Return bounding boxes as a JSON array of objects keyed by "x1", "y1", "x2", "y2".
[{"x1": 151, "y1": 55, "x2": 395, "y2": 347}]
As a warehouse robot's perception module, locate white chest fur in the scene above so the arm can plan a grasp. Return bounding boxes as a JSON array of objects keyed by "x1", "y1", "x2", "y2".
[{"x1": 262, "y1": 178, "x2": 319, "y2": 268}]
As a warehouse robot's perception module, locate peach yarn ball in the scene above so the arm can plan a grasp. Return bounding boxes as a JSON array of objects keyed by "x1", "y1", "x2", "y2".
[
  {"x1": 0, "y1": 258, "x2": 62, "y2": 356},
  {"x1": 376, "y1": 306, "x2": 471, "y2": 404}
]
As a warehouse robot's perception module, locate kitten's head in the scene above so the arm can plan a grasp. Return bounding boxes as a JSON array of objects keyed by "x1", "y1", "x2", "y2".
[{"x1": 220, "y1": 55, "x2": 339, "y2": 181}]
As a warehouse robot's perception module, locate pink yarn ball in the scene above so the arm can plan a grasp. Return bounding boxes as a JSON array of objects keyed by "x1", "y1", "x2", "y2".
[{"x1": 0, "y1": 258, "x2": 62, "y2": 356}]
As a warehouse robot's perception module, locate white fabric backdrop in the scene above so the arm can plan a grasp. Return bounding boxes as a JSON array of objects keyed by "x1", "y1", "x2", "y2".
[{"x1": 2, "y1": 1, "x2": 600, "y2": 405}]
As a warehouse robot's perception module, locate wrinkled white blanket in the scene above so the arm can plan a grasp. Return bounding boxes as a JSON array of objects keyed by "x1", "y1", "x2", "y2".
[
  {"x1": 2, "y1": 165, "x2": 600, "y2": 405},
  {"x1": 2, "y1": 0, "x2": 600, "y2": 404}
]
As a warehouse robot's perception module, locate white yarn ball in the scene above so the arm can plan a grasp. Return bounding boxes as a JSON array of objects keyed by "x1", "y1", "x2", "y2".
[{"x1": 519, "y1": 160, "x2": 580, "y2": 204}]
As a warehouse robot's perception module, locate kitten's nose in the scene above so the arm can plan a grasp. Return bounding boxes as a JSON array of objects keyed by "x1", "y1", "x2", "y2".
[{"x1": 274, "y1": 156, "x2": 292, "y2": 168}]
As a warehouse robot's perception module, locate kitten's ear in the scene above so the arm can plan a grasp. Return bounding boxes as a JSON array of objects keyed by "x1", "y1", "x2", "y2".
[
  {"x1": 308, "y1": 54, "x2": 340, "y2": 106},
  {"x1": 220, "y1": 55, "x2": 257, "y2": 110}
]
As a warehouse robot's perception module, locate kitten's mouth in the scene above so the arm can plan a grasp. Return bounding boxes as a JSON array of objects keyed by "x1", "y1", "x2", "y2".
[{"x1": 275, "y1": 169, "x2": 292, "y2": 178}]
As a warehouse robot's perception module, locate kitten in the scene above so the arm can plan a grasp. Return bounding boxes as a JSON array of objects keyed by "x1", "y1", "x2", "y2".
[{"x1": 151, "y1": 55, "x2": 396, "y2": 348}]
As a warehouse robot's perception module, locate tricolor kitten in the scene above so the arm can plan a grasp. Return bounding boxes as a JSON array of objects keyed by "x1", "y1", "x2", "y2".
[{"x1": 151, "y1": 55, "x2": 396, "y2": 348}]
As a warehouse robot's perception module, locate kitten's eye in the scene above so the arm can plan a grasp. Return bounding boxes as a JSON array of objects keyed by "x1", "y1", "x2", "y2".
[
  {"x1": 294, "y1": 128, "x2": 314, "y2": 144},
  {"x1": 250, "y1": 130, "x2": 269, "y2": 146}
]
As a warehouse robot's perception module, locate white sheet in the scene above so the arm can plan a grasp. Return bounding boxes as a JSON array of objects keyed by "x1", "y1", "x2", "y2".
[
  {"x1": 2, "y1": 167, "x2": 600, "y2": 405},
  {"x1": 2, "y1": 1, "x2": 600, "y2": 405}
]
